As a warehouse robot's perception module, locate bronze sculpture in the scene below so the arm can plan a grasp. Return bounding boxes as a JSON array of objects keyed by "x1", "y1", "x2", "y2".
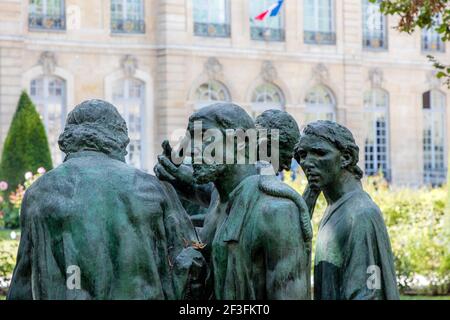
[
  {"x1": 7, "y1": 100, "x2": 205, "y2": 300},
  {"x1": 295, "y1": 120, "x2": 399, "y2": 300},
  {"x1": 182, "y1": 103, "x2": 312, "y2": 299}
]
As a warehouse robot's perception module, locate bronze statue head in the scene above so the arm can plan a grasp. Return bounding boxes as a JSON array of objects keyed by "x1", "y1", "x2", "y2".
[
  {"x1": 255, "y1": 109, "x2": 300, "y2": 172},
  {"x1": 187, "y1": 102, "x2": 255, "y2": 184},
  {"x1": 58, "y1": 99, "x2": 129, "y2": 162},
  {"x1": 294, "y1": 120, "x2": 363, "y2": 190}
]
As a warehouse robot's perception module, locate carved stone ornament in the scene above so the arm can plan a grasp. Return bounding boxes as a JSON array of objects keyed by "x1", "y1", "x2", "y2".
[
  {"x1": 121, "y1": 55, "x2": 138, "y2": 77},
  {"x1": 369, "y1": 68, "x2": 383, "y2": 88},
  {"x1": 204, "y1": 57, "x2": 223, "y2": 80},
  {"x1": 312, "y1": 63, "x2": 329, "y2": 83},
  {"x1": 260, "y1": 61, "x2": 277, "y2": 82},
  {"x1": 39, "y1": 51, "x2": 57, "y2": 75}
]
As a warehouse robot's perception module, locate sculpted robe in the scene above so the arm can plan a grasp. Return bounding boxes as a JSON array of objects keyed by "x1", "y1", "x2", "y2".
[
  {"x1": 202, "y1": 175, "x2": 312, "y2": 300},
  {"x1": 314, "y1": 190, "x2": 400, "y2": 300},
  {"x1": 8, "y1": 151, "x2": 203, "y2": 300}
]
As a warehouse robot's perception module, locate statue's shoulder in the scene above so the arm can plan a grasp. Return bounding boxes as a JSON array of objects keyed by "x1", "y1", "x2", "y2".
[
  {"x1": 342, "y1": 191, "x2": 384, "y2": 227},
  {"x1": 257, "y1": 175, "x2": 303, "y2": 204},
  {"x1": 257, "y1": 175, "x2": 312, "y2": 242}
]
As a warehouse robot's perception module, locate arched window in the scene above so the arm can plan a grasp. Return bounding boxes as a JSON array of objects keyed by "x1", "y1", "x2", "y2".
[
  {"x1": 193, "y1": 0, "x2": 230, "y2": 37},
  {"x1": 304, "y1": 85, "x2": 336, "y2": 124},
  {"x1": 423, "y1": 90, "x2": 446, "y2": 185},
  {"x1": 113, "y1": 78, "x2": 145, "y2": 169},
  {"x1": 251, "y1": 83, "x2": 285, "y2": 118},
  {"x1": 304, "y1": 0, "x2": 335, "y2": 44},
  {"x1": 364, "y1": 89, "x2": 390, "y2": 179},
  {"x1": 111, "y1": 0, "x2": 145, "y2": 33},
  {"x1": 194, "y1": 80, "x2": 231, "y2": 109},
  {"x1": 30, "y1": 75, "x2": 66, "y2": 165},
  {"x1": 362, "y1": 0, "x2": 387, "y2": 49},
  {"x1": 249, "y1": 0, "x2": 285, "y2": 41}
]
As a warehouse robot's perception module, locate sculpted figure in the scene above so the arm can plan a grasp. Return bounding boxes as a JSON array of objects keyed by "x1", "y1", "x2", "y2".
[
  {"x1": 154, "y1": 109, "x2": 319, "y2": 224},
  {"x1": 295, "y1": 120, "x2": 399, "y2": 300},
  {"x1": 8, "y1": 100, "x2": 205, "y2": 300},
  {"x1": 177, "y1": 103, "x2": 312, "y2": 299}
]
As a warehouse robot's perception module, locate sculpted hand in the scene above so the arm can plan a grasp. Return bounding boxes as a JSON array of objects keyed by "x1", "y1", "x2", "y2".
[
  {"x1": 154, "y1": 140, "x2": 195, "y2": 188},
  {"x1": 155, "y1": 155, "x2": 194, "y2": 186}
]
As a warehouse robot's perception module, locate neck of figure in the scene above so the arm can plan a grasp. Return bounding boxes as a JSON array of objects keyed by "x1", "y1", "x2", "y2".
[
  {"x1": 214, "y1": 164, "x2": 257, "y2": 203},
  {"x1": 322, "y1": 170, "x2": 362, "y2": 206}
]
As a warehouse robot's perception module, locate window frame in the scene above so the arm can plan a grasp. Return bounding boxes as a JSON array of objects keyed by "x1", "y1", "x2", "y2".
[
  {"x1": 422, "y1": 90, "x2": 447, "y2": 186},
  {"x1": 363, "y1": 89, "x2": 391, "y2": 180},
  {"x1": 29, "y1": 75, "x2": 67, "y2": 165},
  {"x1": 194, "y1": 80, "x2": 231, "y2": 110},
  {"x1": 249, "y1": 0, "x2": 285, "y2": 42},
  {"x1": 28, "y1": 0, "x2": 66, "y2": 31},
  {"x1": 193, "y1": 0, "x2": 231, "y2": 38},
  {"x1": 303, "y1": 0, "x2": 336, "y2": 45},
  {"x1": 304, "y1": 85, "x2": 337, "y2": 123},
  {"x1": 112, "y1": 77, "x2": 146, "y2": 168},
  {"x1": 111, "y1": 0, "x2": 146, "y2": 34},
  {"x1": 251, "y1": 82, "x2": 285, "y2": 117},
  {"x1": 362, "y1": 0, "x2": 388, "y2": 50}
]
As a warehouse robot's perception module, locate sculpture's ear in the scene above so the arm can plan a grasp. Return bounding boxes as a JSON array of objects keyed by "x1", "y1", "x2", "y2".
[{"x1": 340, "y1": 150, "x2": 353, "y2": 169}]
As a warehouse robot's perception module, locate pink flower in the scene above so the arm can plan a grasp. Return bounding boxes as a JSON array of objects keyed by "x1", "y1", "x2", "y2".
[
  {"x1": 37, "y1": 167, "x2": 46, "y2": 174},
  {"x1": 0, "y1": 181, "x2": 7, "y2": 191},
  {"x1": 25, "y1": 172, "x2": 33, "y2": 180}
]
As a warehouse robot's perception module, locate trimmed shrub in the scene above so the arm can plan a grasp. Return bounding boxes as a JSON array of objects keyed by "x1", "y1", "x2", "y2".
[{"x1": 0, "y1": 91, "x2": 52, "y2": 191}]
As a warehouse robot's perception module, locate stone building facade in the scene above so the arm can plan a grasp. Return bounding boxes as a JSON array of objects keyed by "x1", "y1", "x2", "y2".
[{"x1": 0, "y1": 0, "x2": 449, "y2": 186}]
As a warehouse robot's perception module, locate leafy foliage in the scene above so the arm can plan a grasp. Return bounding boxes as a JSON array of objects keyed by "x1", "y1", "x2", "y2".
[
  {"x1": 0, "y1": 240, "x2": 19, "y2": 280},
  {"x1": 0, "y1": 91, "x2": 52, "y2": 192},
  {"x1": 372, "y1": 0, "x2": 450, "y2": 87},
  {"x1": 0, "y1": 169, "x2": 45, "y2": 229}
]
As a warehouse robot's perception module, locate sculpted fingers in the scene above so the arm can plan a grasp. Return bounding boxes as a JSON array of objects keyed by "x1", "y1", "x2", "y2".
[
  {"x1": 154, "y1": 163, "x2": 176, "y2": 182},
  {"x1": 158, "y1": 155, "x2": 179, "y2": 176}
]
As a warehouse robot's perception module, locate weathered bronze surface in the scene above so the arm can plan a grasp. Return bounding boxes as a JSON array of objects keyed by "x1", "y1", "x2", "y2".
[
  {"x1": 185, "y1": 103, "x2": 312, "y2": 299},
  {"x1": 8, "y1": 100, "x2": 205, "y2": 300},
  {"x1": 295, "y1": 120, "x2": 399, "y2": 300}
]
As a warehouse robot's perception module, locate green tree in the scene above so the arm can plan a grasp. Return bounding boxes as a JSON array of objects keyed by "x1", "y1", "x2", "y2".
[
  {"x1": 0, "y1": 91, "x2": 53, "y2": 190},
  {"x1": 373, "y1": 0, "x2": 450, "y2": 87}
]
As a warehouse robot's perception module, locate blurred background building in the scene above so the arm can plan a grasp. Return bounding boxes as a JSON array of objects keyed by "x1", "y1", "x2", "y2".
[{"x1": 0, "y1": 0, "x2": 449, "y2": 186}]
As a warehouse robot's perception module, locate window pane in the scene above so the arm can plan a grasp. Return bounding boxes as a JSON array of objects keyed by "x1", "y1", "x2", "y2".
[
  {"x1": 304, "y1": 0, "x2": 335, "y2": 44},
  {"x1": 29, "y1": 76, "x2": 66, "y2": 165},
  {"x1": 193, "y1": 0, "x2": 230, "y2": 37},
  {"x1": 364, "y1": 89, "x2": 390, "y2": 179},
  {"x1": 363, "y1": 0, "x2": 386, "y2": 49},
  {"x1": 113, "y1": 78, "x2": 145, "y2": 169},
  {"x1": 422, "y1": 15, "x2": 445, "y2": 52},
  {"x1": 304, "y1": 85, "x2": 336, "y2": 123},
  {"x1": 423, "y1": 90, "x2": 447, "y2": 185},
  {"x1": 111, "y1": 0, "x2": 145, "y2": 33},
  {"x1": 194, "y1": 81, "x2": 230, "y2": 109}
]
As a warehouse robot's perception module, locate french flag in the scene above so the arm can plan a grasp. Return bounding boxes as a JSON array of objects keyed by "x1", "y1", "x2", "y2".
[{"x1": 255, "y1": 0, "x2": 284, "y2": 21}]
